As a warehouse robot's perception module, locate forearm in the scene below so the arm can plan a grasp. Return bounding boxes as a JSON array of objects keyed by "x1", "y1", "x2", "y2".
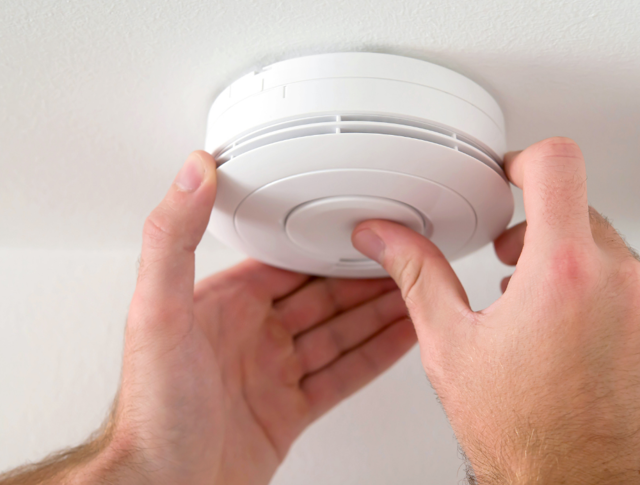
[
  {"x1": 467, "y1": 460, "x2": 640, "y2": 485},
  {"x1": 0, "y1": 409, "x2": 144, "y2": 485},
  {"x1": 461, "y1": 429, "x2": 640, "y2": 485},
  {"x1": 0, "y1": 438, "x2": 101, "y2": 485},
  {"x1": 0, "y1": 436, "x2": 148, "y2": 485}
]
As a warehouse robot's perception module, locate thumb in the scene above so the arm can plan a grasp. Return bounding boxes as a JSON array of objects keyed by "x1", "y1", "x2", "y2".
[
  {"x1": 131, "y1": 151, "x2": 217, "y2": 328},
  {"x1": 352, "y1": 220, "x2": 471, "y2": 332}
]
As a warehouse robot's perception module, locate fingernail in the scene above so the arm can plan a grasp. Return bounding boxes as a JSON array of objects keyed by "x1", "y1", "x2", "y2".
[
  {"x1": 352, "y1": 229, "x2": 385, "y2": 264},
  {"x1": 174, "y1": 153, "x2": 205, "y2": 192}
]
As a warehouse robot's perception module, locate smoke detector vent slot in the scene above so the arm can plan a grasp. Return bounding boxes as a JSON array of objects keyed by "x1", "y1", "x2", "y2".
[{"x1": 216, "y1": 114, "x2": 502, "y2": 174}]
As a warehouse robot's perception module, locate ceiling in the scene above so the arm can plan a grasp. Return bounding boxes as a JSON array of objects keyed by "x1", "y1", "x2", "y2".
[{"x1": 2, "y1": 0, "x2": 639, "y2": 250}]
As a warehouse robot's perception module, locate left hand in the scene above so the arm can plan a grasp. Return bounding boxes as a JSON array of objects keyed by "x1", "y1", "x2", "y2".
[{"x1": 80, "y1": 151, "x2": 416, "y2": 485}]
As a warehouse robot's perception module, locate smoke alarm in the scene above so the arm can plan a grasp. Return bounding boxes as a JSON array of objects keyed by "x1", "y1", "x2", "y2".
[{"x1": 205, "y1": 52, "x2": 513, "y2": 278}]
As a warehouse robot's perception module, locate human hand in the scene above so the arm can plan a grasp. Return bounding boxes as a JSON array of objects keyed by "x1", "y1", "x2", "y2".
[
  {"x1": 68, "y1": 151, "x2": 416, "y2": 485},
  {"x1": 352, "y1": 137, "x2": 640, "y2": 484}
]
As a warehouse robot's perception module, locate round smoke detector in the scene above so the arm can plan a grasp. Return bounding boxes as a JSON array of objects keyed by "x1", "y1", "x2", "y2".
[{"x1": 205, "y1": 52, "x2": 513, "y2": 278}]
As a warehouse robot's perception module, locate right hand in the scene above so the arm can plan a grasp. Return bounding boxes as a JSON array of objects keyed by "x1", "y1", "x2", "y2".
[{"x1": 352, "y1": 137, "x2": 640, "y2": 483}]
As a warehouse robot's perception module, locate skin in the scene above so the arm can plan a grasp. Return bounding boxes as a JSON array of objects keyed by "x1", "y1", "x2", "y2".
[
  {"x1": 2, "y1": 137, "x2": 639, "y2": 484},
  {"x1": 0, "y1": 151, "x2": 416, "y2": 485},
  {"x1": 352, "y1": 137, "x2": 640, "y2": 483}
]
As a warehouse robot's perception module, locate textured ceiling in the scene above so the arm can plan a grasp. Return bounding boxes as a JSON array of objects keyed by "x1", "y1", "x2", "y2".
[{"x1": 2, "y1": 0, "x2": 639, "y2": 249}]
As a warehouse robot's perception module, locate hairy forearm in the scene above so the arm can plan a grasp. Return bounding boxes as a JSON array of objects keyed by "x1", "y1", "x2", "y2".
[
  {"x1": 0, "y1": 434, "x2": 149, "y2": 485},
  {"x1": 461, "y1": 432, "x2": 640, "y2": 485},
  {"x1": 0, "y1": 437, "x2": 107, "y2": 485},
  {"x1": 466, "y1": 463, "x2": 640, "y2": 485},
  {"x1": 0, "y1": 406, "x2": 144, "y2": 485}
]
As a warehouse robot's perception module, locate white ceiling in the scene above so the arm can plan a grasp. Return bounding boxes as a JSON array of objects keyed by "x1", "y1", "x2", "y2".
[{"x1": 2, "y1": 0, "x2": 639, "y2": 250}]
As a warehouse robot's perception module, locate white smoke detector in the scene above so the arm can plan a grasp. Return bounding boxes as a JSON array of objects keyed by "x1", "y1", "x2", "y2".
[{"x1": 205, "y1": 52, "x2": 513, "y2": 278}]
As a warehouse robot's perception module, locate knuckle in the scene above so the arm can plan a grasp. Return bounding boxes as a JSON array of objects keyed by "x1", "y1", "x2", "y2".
[
  {"x1": 138, "y1": 208, "x2": 180, "y2": 282},
  {"x1": 142, "y1": 208, "x2": 175, "y2": 250},
  {"x1": 534, "y1": 138, "x2": 585, "y2": 188},
  {"x1": 527, "y1": 138, "x2": 588, "y2": 230},
  {"x1": 533, "y1": 137, "x2": 585, "y2": 184},
  {"x1": 396, "y1": 257, "x2": 424, "y2": 306},
  {"x1": 534, "y1": 136, "x2": 583, "y2": 161},
  {"x1": 545, "y1": 241, "x2": 600, "y2": 294}
]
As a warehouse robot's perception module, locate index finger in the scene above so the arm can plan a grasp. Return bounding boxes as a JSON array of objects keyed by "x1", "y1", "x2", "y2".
[{"x1": 504, "y1": 137, "x2": 592, "y2": 245}]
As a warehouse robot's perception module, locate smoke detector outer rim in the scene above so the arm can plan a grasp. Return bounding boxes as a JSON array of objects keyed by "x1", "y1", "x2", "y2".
[{"x1": 205, "y1": 52, "x2": 506, "y2": 163}]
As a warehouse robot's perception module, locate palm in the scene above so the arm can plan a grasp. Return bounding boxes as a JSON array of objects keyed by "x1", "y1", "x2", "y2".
[{"x1": 192, "y1": 260, "x2": 415, "y2": 484}]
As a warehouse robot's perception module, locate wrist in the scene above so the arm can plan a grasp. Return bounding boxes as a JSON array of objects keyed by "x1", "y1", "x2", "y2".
[
  {"x1": 70, "y1": 428, "x2": 229, "y2": 485},
  {"x1": 64, "y1": 433, "x2": 142, "y2": 485}
]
